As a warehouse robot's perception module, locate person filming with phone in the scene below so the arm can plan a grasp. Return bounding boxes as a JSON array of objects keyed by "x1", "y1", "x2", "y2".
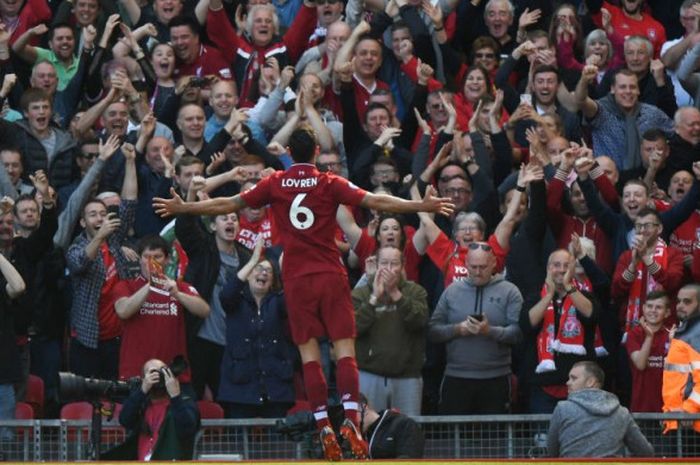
[
  {"x1": 111, "y1": 358, "x2": 200, "y2": 461},
  {"x1": 427, "y1": 242, "x2": 523, "y2": 414}
]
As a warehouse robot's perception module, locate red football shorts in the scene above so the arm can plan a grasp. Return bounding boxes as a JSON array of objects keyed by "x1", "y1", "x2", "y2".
[{"x1": 283, "y1": 272, "x2": 356, "y2": 345}]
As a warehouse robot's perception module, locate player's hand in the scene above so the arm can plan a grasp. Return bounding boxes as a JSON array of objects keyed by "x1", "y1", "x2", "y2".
[
  {"x1": 422, "y1": 185, "x2": 454, "y2": 216},
  {"x1": 153, "y1": 188, "x2": 186, "y2": 217}
]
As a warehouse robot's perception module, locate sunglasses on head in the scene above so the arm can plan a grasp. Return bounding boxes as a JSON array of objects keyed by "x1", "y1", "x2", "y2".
[{"x1": 468, "y1": 242, "x2": 492, "y2": 252}]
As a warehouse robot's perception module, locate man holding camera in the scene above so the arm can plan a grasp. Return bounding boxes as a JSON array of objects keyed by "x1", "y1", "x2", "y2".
[{"x1": 116, "y1": 358, "x2": 199, "y2": 461}]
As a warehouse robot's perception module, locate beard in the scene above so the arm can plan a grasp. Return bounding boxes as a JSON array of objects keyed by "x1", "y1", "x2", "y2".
[{"x1": 622, "y1": 1, "x2": 642, "y2": 15}]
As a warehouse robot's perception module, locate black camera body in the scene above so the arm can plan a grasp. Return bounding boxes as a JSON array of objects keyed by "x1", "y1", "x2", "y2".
[{"x1": 59, "y1": 356, "x2": 188, "y2": 401}]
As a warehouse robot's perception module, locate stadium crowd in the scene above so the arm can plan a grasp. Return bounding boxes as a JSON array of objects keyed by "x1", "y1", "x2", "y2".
[{"x1": 1, "y1": 0, "x2": 700, "y2": 456}]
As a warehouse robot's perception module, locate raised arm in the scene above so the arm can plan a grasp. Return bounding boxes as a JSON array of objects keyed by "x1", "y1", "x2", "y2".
[
  {"x1": 361, "y1": 185, "x2": 453, "y2": 216},
  {"x1": 11, "y1": 24, "x2": 47, "y2": 63},
  {"x1": 574, "y1": 64, "x2": 600, "y2": 119},
  {"x1": 154, "y1": 189, "x2": 248, "y2": 217},
  {"x1": 493, "y1": 163, "x2": 542, "y2": 249},
  {"x1": 0, "y1": 252, "x2": 25, "y2": 299}
]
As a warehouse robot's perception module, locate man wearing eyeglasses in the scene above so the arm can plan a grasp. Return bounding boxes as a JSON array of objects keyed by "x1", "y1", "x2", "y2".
[
  {"x1": 612, "y1": 207, "x2": 684, "y2": 341},
  {"x1": 428, "y1": 243, "x2": 523, "y2": 414}
]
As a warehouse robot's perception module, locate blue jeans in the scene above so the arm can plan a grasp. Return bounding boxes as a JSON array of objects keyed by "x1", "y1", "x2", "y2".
[{"x1": 0, "y1": 384, "x2": 15, "y2": 441}]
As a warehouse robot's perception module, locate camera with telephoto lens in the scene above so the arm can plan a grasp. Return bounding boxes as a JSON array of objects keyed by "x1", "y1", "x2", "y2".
[
  {"x1": 58, "y1": 356, "x2": 188, "y2": 401},
  {"x1": 58, "y1": 372, "x2": 136, "y2": 402}
]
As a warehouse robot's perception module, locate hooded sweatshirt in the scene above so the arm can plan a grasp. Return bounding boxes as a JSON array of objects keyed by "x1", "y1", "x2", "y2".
[
  {"x1": 547, "y1": 388, "x2": 654, "y2": 458},
  {"x1": 428, "y1": 275, "x2": 523, "y2": 379}
]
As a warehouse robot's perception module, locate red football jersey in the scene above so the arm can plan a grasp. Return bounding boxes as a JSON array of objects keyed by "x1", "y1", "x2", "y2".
[
  {"x1": 240, "y1": 164, "x2": 367, "y2": 280},
  {"x1": 115, "y1": 276, "x2": 197, "y2": 382}
]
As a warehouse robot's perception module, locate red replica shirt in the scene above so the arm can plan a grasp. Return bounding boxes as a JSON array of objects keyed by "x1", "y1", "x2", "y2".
[
  {"x1": 115, "y1": 276, "x2": 197, "y2": 382},
  {"x1": 426, "y1": 233, "x2": 507, "y2": 287},
  {"x1": 236, "y1": 207, "x2": 277, "y2": 250},
  {"x1": 592, "y1": 2, "x2": 666, "y2": 57},
  {"x1": 138, "y1": 399, "x2": 168, "y2": 460},
  {"x1": 354, "y1": 226, "x2": 422, "y2": 282},
  {"x1": 670, "y1": 210, "x2": 700, "y2": 256},
  {"x1": 173, "y1": 45, "x2": 233, "y2": 80},
  {"x1": 240, "y1": 164, "x2": 367, "y2": 280},
  {"x1": 625, "y1": 324, "x2": 669, "y2": 412},
  {"x1": 97, "y1": 244, "x2": 122, "y2": 341}
]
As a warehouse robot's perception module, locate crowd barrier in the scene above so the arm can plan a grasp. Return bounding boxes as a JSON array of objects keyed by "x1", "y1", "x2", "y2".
[{"x1": 1, "y1": 413, "x2": 700, "y2": 461}]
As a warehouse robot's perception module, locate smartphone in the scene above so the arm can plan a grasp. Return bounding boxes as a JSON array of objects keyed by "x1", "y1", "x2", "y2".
[
  {"x1": 190, "y1": 76, "x2": 210, "y2": 88},
  {"x1": 520, "y1": 93, "x2": 532, "y2": 106},
  {"x1": 106, "y1": 205, "x2": 120, "y2": 217}
]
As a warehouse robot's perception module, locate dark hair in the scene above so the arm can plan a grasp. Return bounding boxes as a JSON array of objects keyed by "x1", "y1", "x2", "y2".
[
  {"x1": 532, "y1": 64, "x2": 560, "y2": 81},
  {"x1": 364, "y1": 102, "x2": 392, "y2": 124},
  {"x1": 612, "y1": 68, "x2": 638, "y2": 85},
  {"x1": 354, "y1": 34, "x2": 381, "y2": 53},
  {"x1": 0, "y1": 145, "x2": 21, "y2": 155},
  {"x1": 48, "y1": 22, "x2": 74, "y2": 42},
  {"x1": 288, "y1": 128, "x2": 318, "y2": 163},
  {"x1": 370, "y1": 88, "x2": 395, "y2": 103},
  {"x1": 645, "y1": 290, "x2": 669, "y2": 305},
  {"x1": 461, "y1": 65, "x2": 493, "y2": 99},
  {"x1": 573, "y1": 361, "x2": 605, "y2": 387},
  {"x1": 79, "y1": 137, "x2": 101, "y2": 148},
  {"x1": 20, "y1": 88, "x2": 52, "y2": 113},
  {"x1": 391, "y1": 20, "x2": 411, "y2": 34},
  {"x1": 642, "y1": 128, "x2": 667, "y2": 143},
  {"x1": 137, "y1": 234, "x2": 170, "y2": 257},
  {"x1": 623, "y1": 178, "x2": 649, "y2": 195},
  {"x1": 374, "y1": 214, "x2": 407, "y2": 250},
  {"x1": 169, "y1": 15, "x2": 201, "y2": 35},
  {"x1": 470, "y1": 36, "x2": 500, "y2": 65},
  {"x1": 81, "y1": 198, "x2": 107, "y2": 219},
  {"x1": 13, "y1": 194, "x2": 38, "y2": 216},
  {"x1": 175, "y1": 155, "x2": 204, "y2": 175},
  {"x1": 548, "y1": 4, "x2": 582, "y2": 57},
  {"x1": 635, "y1": 206, "x2": 662, "y2": 224}
]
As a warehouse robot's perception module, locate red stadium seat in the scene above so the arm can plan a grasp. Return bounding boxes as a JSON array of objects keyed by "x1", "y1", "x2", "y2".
[
  {"x1": 14, "y1": 402, "x2": 34, "y2": 420},
  {"x1": 25, "y1": 375, "x2": 44, "y2": 418},
  {"x1": 197, "y1": 400, "x2": 224, "y2": 419}
]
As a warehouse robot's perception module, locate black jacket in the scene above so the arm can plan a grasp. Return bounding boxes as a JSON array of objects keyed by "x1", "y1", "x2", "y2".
[
  {"x1": 10, "y1": 120, "x2": 79, "y2": 189},
  {"x1": 174, "y1": 213, "x2": 250, "y2": 346},
  {"x1": 107, "y1": 388, "x2": 200, "y2": 460},
  {"x1": 365, "y1": 409, "x2": 424, "y2": 459}
]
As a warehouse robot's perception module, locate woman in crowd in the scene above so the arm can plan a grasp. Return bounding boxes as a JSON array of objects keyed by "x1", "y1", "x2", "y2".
[{"x1": 218, "y1": 239, "x2": 295, "y2": 418}]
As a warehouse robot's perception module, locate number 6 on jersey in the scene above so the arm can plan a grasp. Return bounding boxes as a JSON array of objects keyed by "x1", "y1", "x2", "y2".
[{"x1": 290, "y1": 193, "x2": 315, "y2": 230}]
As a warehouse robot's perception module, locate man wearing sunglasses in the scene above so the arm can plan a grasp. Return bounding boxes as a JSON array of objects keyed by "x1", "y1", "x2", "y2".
[{"x1": 428, "y1": 242, "x2": 523, "y2": 414}]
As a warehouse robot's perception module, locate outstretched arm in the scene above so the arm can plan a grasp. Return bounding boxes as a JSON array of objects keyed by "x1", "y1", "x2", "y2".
[
  {"x1": 361, "y1": 187, "x2": 454, "y2": 216},
  {"x1": 154, "y1": 188, "x2": 248, "y2": 217}
]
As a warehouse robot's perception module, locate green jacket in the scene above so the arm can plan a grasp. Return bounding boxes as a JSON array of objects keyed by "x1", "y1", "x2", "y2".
[{"x1": 353, "y1": 278, "x2": 428, "y2": 378}]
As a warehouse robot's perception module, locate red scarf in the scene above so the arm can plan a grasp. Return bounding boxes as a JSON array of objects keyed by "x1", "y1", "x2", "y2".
[
  {"x1": 624, "y1": 238, "x2": 668, "y2": 340},
  {"x1": 535, "y1": 278, "x2": 608, "y2": 373}
]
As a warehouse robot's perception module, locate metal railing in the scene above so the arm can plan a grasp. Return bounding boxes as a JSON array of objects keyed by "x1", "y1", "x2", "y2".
[{"x1": 1, "y1": 414, "x2": 700, "y2": 461}]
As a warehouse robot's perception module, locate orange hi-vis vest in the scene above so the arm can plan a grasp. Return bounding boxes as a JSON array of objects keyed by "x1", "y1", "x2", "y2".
[{"x1": 662, "y1": 315, "x2": 700, "y2": 434}]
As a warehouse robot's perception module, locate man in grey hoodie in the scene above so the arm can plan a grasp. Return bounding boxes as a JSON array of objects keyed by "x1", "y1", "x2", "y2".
[
  {"x1": 547, "y1": 361, "x2": 654, "y2": 458},
  {"x1": 428, "y1": 244, "x2": 523, "y2": 414}
]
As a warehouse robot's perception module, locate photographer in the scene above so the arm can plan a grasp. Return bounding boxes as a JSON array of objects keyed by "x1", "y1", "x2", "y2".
[
  {"x1": 358, "y1": 394, "x2": 424, "y2": 459},
  {"x1": 116, "y1": 358, "x2": 200, "y2": 460}
]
